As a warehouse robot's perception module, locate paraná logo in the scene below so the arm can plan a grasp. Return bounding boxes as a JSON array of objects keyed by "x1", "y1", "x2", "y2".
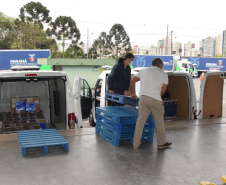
[
  {"x1": 29, "y1": 54, "x2": 35, "y2": 62},
  {"x1": 218, "y1": 60, "x2": 223, "y2": 65}
]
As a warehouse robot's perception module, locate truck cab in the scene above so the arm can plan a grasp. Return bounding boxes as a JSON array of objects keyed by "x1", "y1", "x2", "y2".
[
  {"x1": 74, "y1": 69, "x2": 224, "y2": 127},
  {"x1": 176, "y1": 59, "x2": 198, "y2": 77}
]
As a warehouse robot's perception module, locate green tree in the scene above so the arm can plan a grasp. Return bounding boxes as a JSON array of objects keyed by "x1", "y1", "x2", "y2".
[
  {"x1": 46, "y1": 16, "x2": 80, "y2": 58},
  {"x1": 94, "y1": 32, "x2": 110, "y2": 59},
  {"x1": 0, "y1": 12, "x2": 16, "y2": 49},
  {"x1": 12, "y1": 23, "x2": 48, "y2": 49},
  {"x1": 65, "y1": 44, "x2": 84, "y2": 58},
  {"x1": 108, "y1": 23, "x2": 131, "y2": 59},
  {"x1": 15, "y1": 1, "x2": 51, "y2": 29},
  {"x1": 14, "y1": 2, "x2": 52, "y2": 49},
  {"x1": 88, "y1": 40, "x2": 99, "y2": 59}
]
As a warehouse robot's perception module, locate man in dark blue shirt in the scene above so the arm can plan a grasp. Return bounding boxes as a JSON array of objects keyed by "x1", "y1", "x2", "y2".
[{"x1": 107, "y1": 53, "x2": 135, "y2": 106}]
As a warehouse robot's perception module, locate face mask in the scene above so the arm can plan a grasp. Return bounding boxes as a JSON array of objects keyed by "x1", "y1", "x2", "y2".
[{"x1": 129, "y1": 61, "x2": 133, "y2": 66}]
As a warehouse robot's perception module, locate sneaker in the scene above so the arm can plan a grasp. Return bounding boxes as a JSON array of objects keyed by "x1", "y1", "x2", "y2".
[
  {"x1": 133, "y1": 146, "x2": 138, "y2": 150},
  {"x1": 158, "y1": 142, "x2": 172, "y2": 149}
]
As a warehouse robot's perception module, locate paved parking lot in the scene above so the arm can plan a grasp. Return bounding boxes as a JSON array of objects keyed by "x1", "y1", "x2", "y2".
[{"x1": 1, "y1": 77, "x2": 226, "y2": 185}]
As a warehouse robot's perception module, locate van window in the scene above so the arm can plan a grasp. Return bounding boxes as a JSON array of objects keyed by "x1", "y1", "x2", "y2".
[
  {"x1": 182, "y1": 63, "x2": 187, "y2": 68},
  {"x1": 81, "y1": 80, "x2": 90, "y2": 97}
]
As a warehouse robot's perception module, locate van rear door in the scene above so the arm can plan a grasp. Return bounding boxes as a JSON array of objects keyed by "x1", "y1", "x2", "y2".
[
  {"x1": 73, "y1": 76, "x2": 92, "y2": 128},
  {"x1": 198, "y1": 72, "x2": 224, "y2": 119}
]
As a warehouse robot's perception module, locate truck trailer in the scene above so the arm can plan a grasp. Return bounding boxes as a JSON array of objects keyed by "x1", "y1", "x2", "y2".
[
  {"x1": 132, "y1": 55, "x2": 198, "y2": 77},
  {"x1": 182, "y1": 57, "x2": 226, "y2": 76}
]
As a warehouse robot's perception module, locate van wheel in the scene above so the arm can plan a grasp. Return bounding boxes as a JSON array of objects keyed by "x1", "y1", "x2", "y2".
[{"x1": 89, "y1": 113, "x2": 96, "y2": 127}]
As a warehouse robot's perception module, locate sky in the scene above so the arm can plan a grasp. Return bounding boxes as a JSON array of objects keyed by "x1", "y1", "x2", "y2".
[{"x1": 1, "y1": 0, "x2": 226, "y2": 50}]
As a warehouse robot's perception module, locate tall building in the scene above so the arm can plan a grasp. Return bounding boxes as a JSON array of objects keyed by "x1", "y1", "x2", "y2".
[
  {"x1": 157, "y1": 39, "x2": 165, "y2": 55},
  {"x1": 184, "y1": 41, "x2": 192, "y2": 56},
  {"x1": 202, "y1": 36, "x2": 215, "y2": 57},
  {"x1": 172, "y1": 41, "x2": 182, "y2": 56},
  {"x1": 222, "y1": 30, "x2": 226, "y2": 56},
  {"x1": 149, "y1": 45, "x2": 157, "y2": 55},
  {"x1": 132, "y1": 45, "x2": 139, "y2": 54},
  {"x1": 215, "y1": 34, "x2": 221, "y2": 56}
]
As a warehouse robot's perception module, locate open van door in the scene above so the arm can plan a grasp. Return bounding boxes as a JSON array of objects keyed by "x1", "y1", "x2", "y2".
[
  {"x1": 73, "y1": 76, "x2": 92, "y2": 128},
  {"x1": 199, "y1": 72, "x2": 224, "y2": 119}
]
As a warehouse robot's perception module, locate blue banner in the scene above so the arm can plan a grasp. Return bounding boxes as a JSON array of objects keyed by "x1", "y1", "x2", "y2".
[
  {"x1": 0, "y1": 50, "x2": 50, "y2": 70},
  {"x1": 182, "y1": 57, "x2": 226, "y2": 71},
  {"x1": 133, "y1": 55, "x2": 174, "y2": 71}
]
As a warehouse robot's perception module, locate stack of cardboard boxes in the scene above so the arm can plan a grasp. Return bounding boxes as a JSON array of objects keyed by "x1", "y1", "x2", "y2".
[{"x1": 0, "y1": 96, "x2": 46, "y2": 134}]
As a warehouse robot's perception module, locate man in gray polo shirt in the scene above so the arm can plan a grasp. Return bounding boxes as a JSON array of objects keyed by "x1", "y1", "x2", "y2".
[{"x1": 130, "y1": 58, "x2": 172, "y2": 149}]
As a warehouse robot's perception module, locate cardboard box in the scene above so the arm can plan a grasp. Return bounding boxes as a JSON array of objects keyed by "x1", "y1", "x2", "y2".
[
  {"x1": 25, "y1": 97, "x2": 35, "y2": 112},
  {"x1": 11, "y1": 97, "x2": 26, "y2": 114},
  {"x1": 25, "y1": 96, "x2": 40, "y2": 113},
  {"x1": 10, "y1": 97, "x2": 18, "y2": 115},
  {"x1": 33, "y1": 96, "x2": 40, "y2": 113}
]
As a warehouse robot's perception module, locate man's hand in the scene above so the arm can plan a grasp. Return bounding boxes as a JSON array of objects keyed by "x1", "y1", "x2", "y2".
[
  {"x1": 131, "y1": 94, "x2": 138, "y2": 98},
  {"x1": 124, "y1": 90, "x2": 129, "y2": 96},
  {"x1": 109, "y1": 90, "x2": 115, "y2": 94}
]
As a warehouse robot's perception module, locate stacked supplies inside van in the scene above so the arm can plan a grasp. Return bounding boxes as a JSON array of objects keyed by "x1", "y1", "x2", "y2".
[{"x1": 0, "y1": 96, "x2": 46, "y2": 134}]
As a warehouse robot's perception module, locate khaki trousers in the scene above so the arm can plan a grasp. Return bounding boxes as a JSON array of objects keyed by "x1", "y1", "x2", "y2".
[{"x1": 133, "y1": 95, "x2": 166, "y2": 147}]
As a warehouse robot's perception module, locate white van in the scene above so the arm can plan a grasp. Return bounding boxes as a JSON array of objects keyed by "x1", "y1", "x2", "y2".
[
  {"x1": 0, "y1": 66, "x2": 92, "y2": 134},
  {"x1": 74, "y1": 69, "x2": 224, "y2": 127}
]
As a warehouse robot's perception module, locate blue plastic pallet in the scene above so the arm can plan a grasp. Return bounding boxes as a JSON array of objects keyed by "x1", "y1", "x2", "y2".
[
  {"x1": 97, "y1": 114, "x2": 155, "y2": 132},
  {"x1": 96, "y1": 127, "x2": 154, "y2": 147},
  {"x1": 96, "y1": 121, "x2": 134, "y2": 140},
  {"x1": 105, "y1": 92, "x2": 139, "y2": 106},
  {"x1": 96, "y1": 106, "x2": 153, "y2": 124},
  {"x1": 96, "y1": 114, "x2": 136, "y2": 132},
  {"x1": 96, "y1": 120, "x2": 155, "y2": 146},
  {"x1": 17, "y1": 129, "x2": 69, "y2": 156}
]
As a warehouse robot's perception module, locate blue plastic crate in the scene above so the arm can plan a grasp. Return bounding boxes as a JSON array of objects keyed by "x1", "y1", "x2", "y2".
[
  {"x1": 96, "y1": 121, "x2": 134, "y2": 140},
  {"x1": 17, "y1": 129, "x2": 69, "y2": 156},
  {"x1": 96, "y1": 106, "x2": 138, "y2": 124},
  {"x1": 124, "y1": 96, "x2": 139, "y2": 106},
  {"x1": 105, "y1": 92, "x2": 139, "y2": 106},
  {"x1": 96, "y1": 120, "x2": 155, "y2": 146},
  {"x1": 96, "y1": 124, "x2": 105, "y2": 137},
  {"x1": 102, "y1": 133, "x2": 120, "y2": 147},
  {"x1": 105, "y1": 93, "x2": 125, "y2": 104},
  {"x1": 142, "y1": 135, "x2": 154, "y2": 143},
  {"x1": 96, "y1": 114, "x2": 136, "y2": 132},
  {"x1": 164, "y1": 99, "x2": 177, "y2": 118},
  {"x1": 96, "y1": 106, "x2": 153, "y2": 124},
  {"x1": 142, "y1": 127, "x2": 155, "y2": 137}
]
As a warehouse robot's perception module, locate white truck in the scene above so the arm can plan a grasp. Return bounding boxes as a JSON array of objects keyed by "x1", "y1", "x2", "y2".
[
  {"x1": 78, "y1": 69, "x2": 224, "y2": 127},
  {"x1": 173, "y1": 59, "x2": 198, "y2": 77}
]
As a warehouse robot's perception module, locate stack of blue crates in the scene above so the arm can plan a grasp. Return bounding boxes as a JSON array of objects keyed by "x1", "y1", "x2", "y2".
[{"x1": 96, "y1": 106, "x2": 155, "y2": 147}]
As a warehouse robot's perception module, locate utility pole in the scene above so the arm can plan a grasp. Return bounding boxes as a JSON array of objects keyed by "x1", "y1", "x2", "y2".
[
  {"x1": 87, "y1": 28, "x2": 89, "y2": 59},
  {"x1": 166, "y1": 24, "x2": 168, "y2": 55},
  {"x1": 171, "y1": 30, "x2": 173, "y2": 55}
]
